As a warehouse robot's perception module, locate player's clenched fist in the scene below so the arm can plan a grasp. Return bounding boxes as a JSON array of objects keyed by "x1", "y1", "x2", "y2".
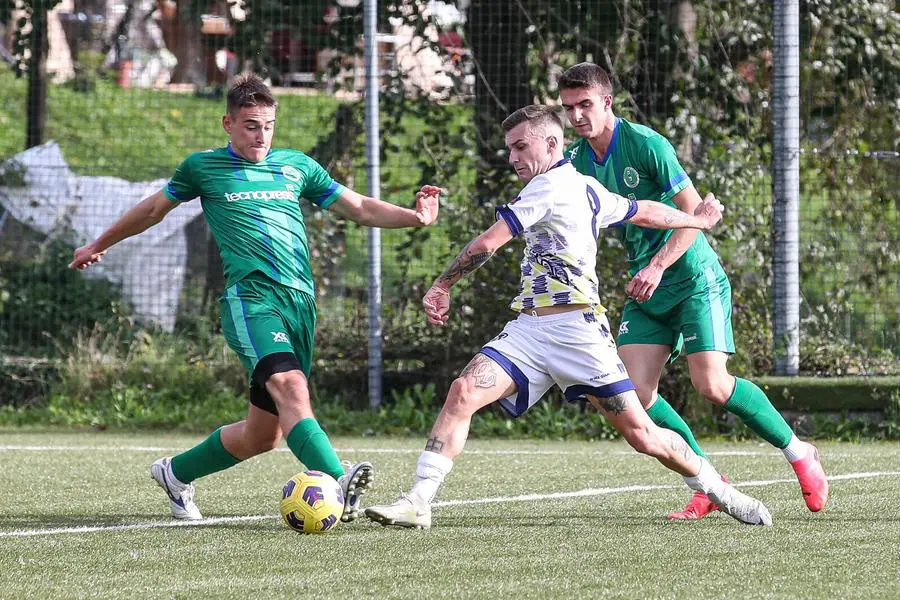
[
  {"x1": 69, "y1": 244, "x2": 106, "y2": 270},
  {"x1": 422, "y1": 284, "x2": 451, "y2": 326},
  {"x1": 694, "y1": 192, "x2": 724, "y2": 230}
]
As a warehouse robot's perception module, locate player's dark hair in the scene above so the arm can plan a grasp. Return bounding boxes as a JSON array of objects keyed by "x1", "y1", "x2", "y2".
[
  {"x1": 502, "y1": 105, "x2": 564, "y2": 134},
  {"x1": 226, "y1": 73, "x2": 278, "y2": 116},
  {"x1": 556, "y1": 62, "x2": 613, "y2": 95}
]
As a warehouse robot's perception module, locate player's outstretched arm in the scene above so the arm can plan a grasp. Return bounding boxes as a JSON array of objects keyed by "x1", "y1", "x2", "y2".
[
  {"x1": 628, "y1": 192, "x2": 723, "y2": 231},
  {"x1": 423, "y1": 220, "x2": 513, "y2": 326},
  {"x1": 330, "y1": 185, "x2": 440, "y2": 228},
  {"x1": 69, "y1": 189, "x2": 178, "y2": 270},
  {"x1": 623, "y1": 186, "x2": 710, "y2": 303}
]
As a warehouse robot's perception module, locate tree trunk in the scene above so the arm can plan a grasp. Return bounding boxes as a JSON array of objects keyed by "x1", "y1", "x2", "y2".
[
  {"x1": 26, "y1": 5, "x2": 49, "y2": 149},
  {"x1": 468, "y1": 0, "x2": 532, "y2": 202},
  {"x1": 157, "y1": 0, "x2": 207, "y2": 85}
]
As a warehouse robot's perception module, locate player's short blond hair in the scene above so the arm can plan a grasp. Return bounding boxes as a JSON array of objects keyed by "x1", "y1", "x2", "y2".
[
  {"x1": 226, "y1": 73, "x2": 278, "y2": 116},
  {"x1": 501, "y1": 105, "x2": 564, "y2": 138}
]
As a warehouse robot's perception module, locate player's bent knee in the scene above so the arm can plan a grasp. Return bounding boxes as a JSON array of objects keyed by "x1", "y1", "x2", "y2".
[
  {"x1": 246, "y1": 431, "x2": 281, "y2": 455},
  {"x1": 690, "y1": 374, "x2": 732, "y2": 405},
  {"x1": 444, "y1": 377, "x2": 477, "y2": 417},
  {"x1": 263, "y1": 369, "x2": 307, "y2": 397},
  {"x1": 254, "y1": 353, "x2": 305, "y2": 392}
]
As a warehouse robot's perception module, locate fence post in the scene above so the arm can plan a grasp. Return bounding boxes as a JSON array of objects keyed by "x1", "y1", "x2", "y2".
[
  {"x1": 364, "y1": 0, "x2": 383, "y2": 408},
  {"x1": 773, "y1": 0, "x2": 801, "y2": 375}
]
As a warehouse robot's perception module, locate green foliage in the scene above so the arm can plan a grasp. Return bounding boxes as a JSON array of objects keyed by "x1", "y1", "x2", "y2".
[
  {"x1": 757, "y1": 375, "x2": 900, "y2": 411},
  {"x1": 0, "y1": 239, "x2": 128, "y2": 356}
]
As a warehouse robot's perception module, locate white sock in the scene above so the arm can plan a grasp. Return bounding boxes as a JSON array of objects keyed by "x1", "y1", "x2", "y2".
[
  {"x1": 782, "y1": 434, "x2": 808, "y2": 462},
  {"x1": 410, "y1": 451, "x2": 454, "y2": 503},
  {"x1": 683, "y1": 457, "x2": 728, "y2": 497}
]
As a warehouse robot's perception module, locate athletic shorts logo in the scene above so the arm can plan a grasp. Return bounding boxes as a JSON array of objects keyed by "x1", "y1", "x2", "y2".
[
  {"x1": 271, "y1": 332, "x2": 289, "y2": 343},
  {"x1": 684, "y1": 334, "x2": 698, "y2": 342},
  {"x1": 623, "y1": 167, "x2": 640, "y2": 188},
  {"x1": 281, "y1": 165, "x2": 302, "y2": 182},
  {"x1": 618, "y1": 320, "x2": 629, "y2": 335}
]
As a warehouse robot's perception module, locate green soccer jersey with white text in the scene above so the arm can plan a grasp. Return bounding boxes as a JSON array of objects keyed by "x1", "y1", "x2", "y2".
[
  {"x1": 164, "y1": 144, "x2": 344, "y2": 296},
  {"x1": 567, "y1": 118, "x2": 718, "y2": 285}
]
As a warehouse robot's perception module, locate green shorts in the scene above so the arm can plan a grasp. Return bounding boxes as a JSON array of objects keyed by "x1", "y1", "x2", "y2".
[
  {"x1": 617, "y1": 262, "x2": 735, "y2": 362},
  {"x1": 219, "y1": 272, "x2": 316, "y2": 381}
]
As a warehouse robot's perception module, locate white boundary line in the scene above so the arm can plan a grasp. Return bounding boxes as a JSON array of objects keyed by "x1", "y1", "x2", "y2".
[{"x1": 1, "y1": 471, "x2": 897, "y2": 539}]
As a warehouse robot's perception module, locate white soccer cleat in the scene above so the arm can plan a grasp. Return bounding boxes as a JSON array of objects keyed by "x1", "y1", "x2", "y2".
[
  {"x1": 150, "y1": 457, "x2": 203, "y2": 520},
  {"x1": 337, "y1": 461, "x2": 375, "y2": 522},
  {"x1": 364, "y1": 493, "x2": 432, "y2": 529},
  {"x1": 707, "y1": 484, "x2": 773, "y2": 526}
]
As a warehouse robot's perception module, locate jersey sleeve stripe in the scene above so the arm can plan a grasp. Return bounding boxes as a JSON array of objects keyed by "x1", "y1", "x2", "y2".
[
  {"x1": 495, "y1": 205, "x2": 524, "y2": 237},
  {"x1": 310, "y1": 181, "x2": 344, "y2": 208},
  {"x1": 164, "y1": 182, "x2": 195, "y2": 202},
  {"x1": 662, "y1": 171, "x2": 690, "y2": 193},
  {"x1": 609, "y1": 198, "x2": 638, "y2": 228}
]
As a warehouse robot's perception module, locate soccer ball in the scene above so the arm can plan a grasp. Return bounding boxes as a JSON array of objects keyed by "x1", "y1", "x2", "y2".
[{"x1": 279, "y1": 470, "x2": 344, "y2": 534}]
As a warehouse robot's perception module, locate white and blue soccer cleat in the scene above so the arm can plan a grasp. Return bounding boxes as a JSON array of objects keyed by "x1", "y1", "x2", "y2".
[
  {"x1": 337, "y1": 461, "x2": 375, "y2": 522},
  {"x1": 150, "y1": 457, "x2": 203, "y2": 520},
  {"x1": 707, "y1": 484, "x2": 772, "y2": 526},
  {"x1": 364, "y1": 492, "x2": 432, "y2": 529}
]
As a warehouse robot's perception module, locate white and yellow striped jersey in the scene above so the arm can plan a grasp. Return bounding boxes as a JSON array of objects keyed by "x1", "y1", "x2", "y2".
[{"x1": 495, "y1": 159, "x2": 637, "y2": 313}]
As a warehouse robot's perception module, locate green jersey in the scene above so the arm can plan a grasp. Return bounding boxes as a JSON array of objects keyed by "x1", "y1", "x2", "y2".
[
  {"x1": 164, "y1": 144, "x2": 344, "y2": 296},
  {"x1": 567, "y1": 118, "x2": 718, "y2": 285}
]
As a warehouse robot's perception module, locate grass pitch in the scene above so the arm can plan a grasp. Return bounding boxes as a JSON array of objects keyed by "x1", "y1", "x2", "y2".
[{"x1": 1, "y1": 431, "x2": 898, "y2": 599}]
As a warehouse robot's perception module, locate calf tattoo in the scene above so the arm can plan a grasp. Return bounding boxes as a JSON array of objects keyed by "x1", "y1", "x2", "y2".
[
  {"x1": 425, "y1": 437, "x2": 445, "y2": 452},
  {"x1": 667, "y1": 433, "x2": 694, "y2": 462},
  {"x1": 460, "y1": 354, "x2": 498, "y2": 389}
]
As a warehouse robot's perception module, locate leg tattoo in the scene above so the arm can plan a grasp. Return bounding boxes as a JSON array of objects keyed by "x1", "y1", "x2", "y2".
[
  {"x1": 460, "y1": 354, "x2": 500, "y2": 389},
  {"x1": 595, "y1": 392, "x2": 629, "y2": 415},
  {"x1": 665, "y1": 431, "x2": 695, "y2": 463},
  {"x1": 425, "y1": 437, "x2": 445, "y2": 452}
]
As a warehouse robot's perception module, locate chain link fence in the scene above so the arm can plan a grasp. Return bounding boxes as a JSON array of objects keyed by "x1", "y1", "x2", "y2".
[{"x1": 1, "y1": 1, "x2": 897, "y2": 401}]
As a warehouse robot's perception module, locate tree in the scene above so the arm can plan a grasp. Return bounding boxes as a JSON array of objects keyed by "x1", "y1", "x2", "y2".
[
  {"x1": 156, "y1": 0, "x2": 208, "y2": 85},
  {"x1": 1, "y1": 0, "x2": 62, "y2": 148}
]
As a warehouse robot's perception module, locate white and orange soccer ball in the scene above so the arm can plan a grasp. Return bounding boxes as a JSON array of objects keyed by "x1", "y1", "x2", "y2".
[{"x1": 279, "y1": 471, "x2": 343, "y2": 534}]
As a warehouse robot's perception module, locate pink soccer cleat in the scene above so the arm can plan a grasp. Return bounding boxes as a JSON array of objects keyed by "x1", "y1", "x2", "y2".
[
  {"x1": 668, "y1": 473, "x2": 730, "y2": 520},
  {"x1": 667, "y1": 490, "x2": 719, "y2": 520},
  {"x1": 791, "y1": 442, "x2": 829, "y2": 512}
]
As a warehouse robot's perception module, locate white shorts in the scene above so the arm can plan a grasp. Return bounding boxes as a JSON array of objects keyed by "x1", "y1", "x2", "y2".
[{"x1": 480, "y1": 308, "x2": 634, "y2": 417}]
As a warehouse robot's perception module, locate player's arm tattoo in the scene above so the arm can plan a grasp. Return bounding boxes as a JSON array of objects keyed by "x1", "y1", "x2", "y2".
[
  {"x1": 460, "y1": 353, "x2": 499, "y2": 389},
  {"x1": 425, "y1": 437, "x2": 445, "y2": 452},
  {"x1": 594, "y1": 392, "x2": 629, "y2": 415},
  {"x1": 436, "y1": 241, "x2": 495, "y2": 288}
]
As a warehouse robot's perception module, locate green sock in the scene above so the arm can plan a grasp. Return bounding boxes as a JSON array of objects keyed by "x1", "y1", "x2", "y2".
[
  {"x1": 646, "y1": 395, "x2": 707, "y2": 459},
  {"x1": 286, "y1": 418, "x2": 344, "y2": 480},
  {"x1": 170, "y1": 427, "x2": 241, "y2": 484},
  {"x1": 723, "y1": 377, "x2": 793, "y2": 448}
]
